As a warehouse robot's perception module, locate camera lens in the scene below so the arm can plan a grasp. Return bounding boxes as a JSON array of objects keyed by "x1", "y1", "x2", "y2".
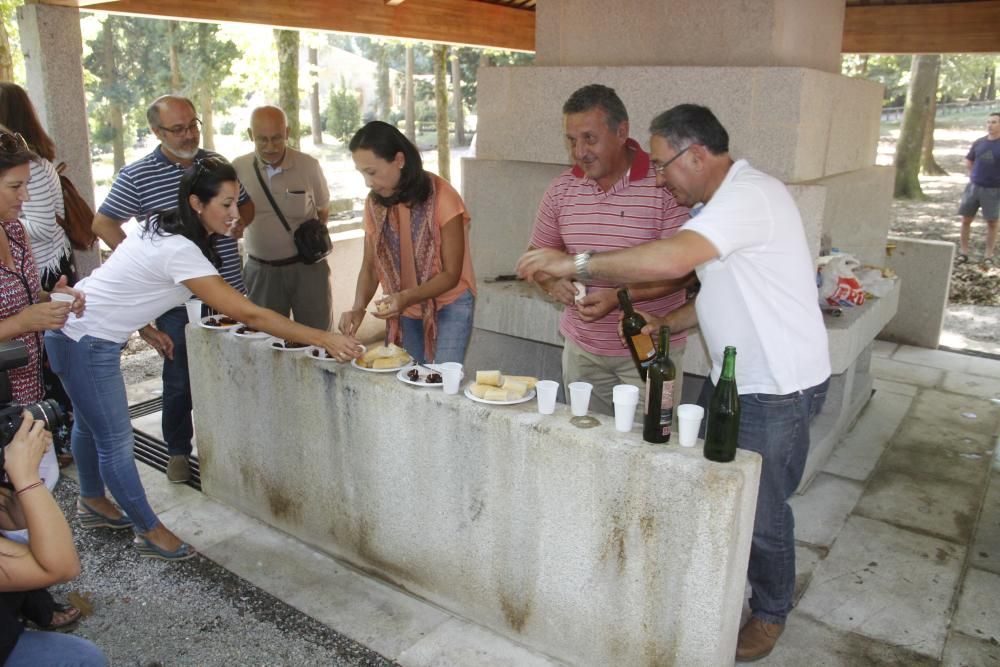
[{"x1": 25, "y1": 399, "x2": 65, "y2": 433}]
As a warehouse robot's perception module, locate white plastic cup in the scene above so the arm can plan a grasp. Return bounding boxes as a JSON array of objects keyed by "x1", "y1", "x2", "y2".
[
  {"x1": 185, "y1": 298, "x2": 204, "y2": 324},
  {"x1": 49, "y1": 292, "x2": 74, "y2": 304},
  {"x1": 677, "y1": 404, "x2": 705, "y2": 448},
  {"x1": 439, "y1": 362, "x2": 463, "y2": 395},
  {"x1": 535, "y1": 380, "x2": 559, "y2": 415},
  {"x1": 612, "y1": 384, "x2": 640, "y2": 432},
  {"x1": 568, "y1": 381, "x2": 593, "y2": 417}
]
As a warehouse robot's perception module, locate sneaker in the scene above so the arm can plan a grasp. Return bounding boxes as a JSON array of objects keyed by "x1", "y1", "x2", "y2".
[
  {"x1": 735, "y1": 616, "x2": 784, "y2": 662},
  {"x1": 166, "y1": 455, "x2": 191, "y2": 483}
]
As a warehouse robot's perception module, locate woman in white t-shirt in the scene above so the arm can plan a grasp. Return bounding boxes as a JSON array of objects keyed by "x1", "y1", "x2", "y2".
[{"x1": 44, "y1": 157, "x2": 364, "y2": 561}]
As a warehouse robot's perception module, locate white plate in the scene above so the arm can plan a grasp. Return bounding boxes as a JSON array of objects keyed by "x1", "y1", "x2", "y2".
[
  {"x1": 199, "y1": 315, "x2": 239, "y2": 330},
  {"x1": 396, "y1": 364, "x2": 448, "y2": 388},
  {"x1": 305, "y1": 344, "x2": 366, "y2": 363},
  {"x1": 229, "y1": 324, "x2": 269, "y2": 339},
  {"x1": 464, "y1": 384, "x2": 536, "y2": 406},
  {"x1": 351, "y1": 357, "x2": 413, "y2": 373},
  {"x1": 265, "y1": 336, "x2": 311, "y2": 352}
]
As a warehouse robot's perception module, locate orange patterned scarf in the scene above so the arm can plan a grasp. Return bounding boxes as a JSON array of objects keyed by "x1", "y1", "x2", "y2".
[{"x1": 369, "y1": 178, "x2": 441, "y2": 360}]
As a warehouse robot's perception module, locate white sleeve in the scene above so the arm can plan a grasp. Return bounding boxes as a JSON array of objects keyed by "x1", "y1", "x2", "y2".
[{"x1": 680, "y1": 183, "x2": 773, "y2": 261}]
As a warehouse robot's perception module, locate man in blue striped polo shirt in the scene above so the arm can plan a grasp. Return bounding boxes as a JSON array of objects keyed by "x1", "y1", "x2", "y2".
[{"x1": 92, "y1": 95, "x2": 255, "y2": 483}]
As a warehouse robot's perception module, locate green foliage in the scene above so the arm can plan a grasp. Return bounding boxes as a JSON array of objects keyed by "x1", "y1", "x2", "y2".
[
  {"x1": 325, "y1": 81, "x2": 360, "y2": 144},
  {"x1": 843, "y1": 54, "x2": 998, "y2": 107},
  {"x1": 0, "y1": 0, "x2": 25, "y2": 83}
]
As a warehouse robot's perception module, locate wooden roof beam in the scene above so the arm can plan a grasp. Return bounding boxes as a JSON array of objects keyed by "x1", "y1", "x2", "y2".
[
  {"x1": 45, "y1": 0, "x2": 534, "y2": 51},
  {"x1": 843, "y1": 0, "x2": 1000, "y2": 54}
]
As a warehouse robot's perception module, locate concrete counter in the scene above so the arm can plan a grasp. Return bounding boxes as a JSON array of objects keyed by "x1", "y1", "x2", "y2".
[{"x1": 188, "y1": 327, "x2": 761, "y2": 666}]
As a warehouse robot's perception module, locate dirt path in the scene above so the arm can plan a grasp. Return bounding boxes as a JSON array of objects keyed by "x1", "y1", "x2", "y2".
[{"x1": 880, "y1": 119, "x2": 1000, "y2": 353}]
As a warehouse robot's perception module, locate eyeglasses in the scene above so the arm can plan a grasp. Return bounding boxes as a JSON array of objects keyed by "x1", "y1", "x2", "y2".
[
  {"x1": 652, "y1": 144, "x2": 692, "y2": 175},
  {"x1": 0, "y1": 132, "x2": 30, "y2": 154},
  {"x1": 158, "y1": 119, "x2": 202, "y2": 137}
]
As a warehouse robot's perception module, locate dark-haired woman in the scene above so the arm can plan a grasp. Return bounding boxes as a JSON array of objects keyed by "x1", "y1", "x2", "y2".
[
  {"x1": 0, "y1": 414, "x2": 108, "y2": 666},
  {"x1": 0, "y1": 133, "x2": 86, "y2": 633},
  {"x1": 45, "y1": 157, "x2": 364, "y2": 561},
  {"x1": 339, "y1": 121, "x2": 476, "y2": 364}
]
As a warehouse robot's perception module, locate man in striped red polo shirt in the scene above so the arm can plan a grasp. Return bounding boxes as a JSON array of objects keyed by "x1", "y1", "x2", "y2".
[{"x1": 528, "y1": 84, "x2": 692, "y2": 416}]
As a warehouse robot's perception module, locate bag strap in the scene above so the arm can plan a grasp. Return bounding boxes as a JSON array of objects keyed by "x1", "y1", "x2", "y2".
[{"x1": 252, "y1": 158, "x2": 293, "y2": 235}]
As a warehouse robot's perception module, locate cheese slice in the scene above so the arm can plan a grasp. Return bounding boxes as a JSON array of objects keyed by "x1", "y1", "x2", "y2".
[
  {"x1": 501, "y1": 379, "x2": 528, "y2": 399},
  {"x1": 476, "y1": 370, "x2": 503, "y2": 387},
  {"x1": 484, "y1": 388, "x2": 510, "y2": 402},
  {"x1": 503, "y1": 375, "x2": 538, "y2": 390},
  {"x1": 469, "y1": 383, "x2": 491, "y2": 399}
]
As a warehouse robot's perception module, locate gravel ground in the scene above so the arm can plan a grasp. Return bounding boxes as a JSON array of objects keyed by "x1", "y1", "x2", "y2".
[{"x1": 48, "y1": 478, "x2": 398, "y2": 667}]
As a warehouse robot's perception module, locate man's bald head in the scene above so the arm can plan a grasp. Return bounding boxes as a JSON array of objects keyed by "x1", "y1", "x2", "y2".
[
  {"x1": 147, "y1": 95, "x2": 200, "y2": 162},
  {"x1": 248, "y1": 105, "x2": 290, "y2": 166}
]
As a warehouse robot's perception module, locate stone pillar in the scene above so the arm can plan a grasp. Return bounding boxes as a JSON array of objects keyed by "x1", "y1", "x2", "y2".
[
  {"x1": 534, "y1": 0, "x2": 846, "y2": 73},
  {"x1": 18, "y1": 3, "x2": 100, "y2": 278}
]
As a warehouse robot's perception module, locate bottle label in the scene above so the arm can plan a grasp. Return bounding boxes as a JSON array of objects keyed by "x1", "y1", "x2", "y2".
[
  {"x1": 631, "y1": 334, "x2": 655, "y2": 362},
  {"x1": 659, "y1": 380, "x2": 674, "y2": 438}
]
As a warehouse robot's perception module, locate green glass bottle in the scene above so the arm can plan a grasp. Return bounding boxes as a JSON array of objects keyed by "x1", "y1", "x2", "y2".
[
  {"x1": 703, "y1": 346, "x2": 740, "y2": 462},
  {"x1": 643, "y1": 325, "x2": 676, "y2": 444},
  {"x1": 618, "y1": 288, "x2": 655, "y2": 382}
]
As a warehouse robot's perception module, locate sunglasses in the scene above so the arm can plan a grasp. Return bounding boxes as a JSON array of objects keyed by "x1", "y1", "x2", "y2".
[{"x1": 0, "y1": 132, "x2": 30, "y2": 154}]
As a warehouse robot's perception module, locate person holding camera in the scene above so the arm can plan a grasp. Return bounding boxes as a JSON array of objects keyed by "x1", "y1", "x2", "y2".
[
  {"x1": 339, "y1": 121, "x2": 477, "y2": 364},
  {"x1": 0, "y1": 412, "x2": 108, "y2": 666},
  {"x1": 45, "y1": 157, "x2": 363, "y2": 562},
  {"x1": 0, "y1": 132, "x2": 85, "y2": 632},
  {"x1": 234, "y1": 105, "x2": 332, "y2": 330}
]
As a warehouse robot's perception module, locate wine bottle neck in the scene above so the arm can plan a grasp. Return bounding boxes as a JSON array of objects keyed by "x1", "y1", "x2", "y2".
[{"x1": 720, "y1": 348, "x2": 736, "y2": 380}]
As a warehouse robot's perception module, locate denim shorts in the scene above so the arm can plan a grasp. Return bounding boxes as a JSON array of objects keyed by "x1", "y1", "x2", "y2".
[{"x1": 958, "y1": 183, "x2": 1000, "y2": 220}]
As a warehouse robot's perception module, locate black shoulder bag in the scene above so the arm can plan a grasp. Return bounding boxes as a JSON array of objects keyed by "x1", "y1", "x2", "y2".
[{"x1": 252, "y1": 158, "x2": 332, "y2": 265}]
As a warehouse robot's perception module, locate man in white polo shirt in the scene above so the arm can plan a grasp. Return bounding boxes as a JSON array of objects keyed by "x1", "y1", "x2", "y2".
[
  {"x1": 527, "y1": 84, "x2": 691, "y2": 416},
  {"x1": 518, "y1": 104, "x2": 831, "y2": 662}
]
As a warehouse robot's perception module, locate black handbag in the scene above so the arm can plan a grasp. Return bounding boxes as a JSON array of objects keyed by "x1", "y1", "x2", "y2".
[{"x1": 252, "y1": 158, "x2": 332, "y2": 265}]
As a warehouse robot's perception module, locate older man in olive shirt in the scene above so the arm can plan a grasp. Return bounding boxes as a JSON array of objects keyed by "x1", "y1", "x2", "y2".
[{"x1": 233, "y1": 105, "x2": 332, "y2": 329}]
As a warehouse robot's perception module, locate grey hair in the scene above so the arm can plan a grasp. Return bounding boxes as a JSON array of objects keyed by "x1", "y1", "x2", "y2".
[{"x1": 649, "y1": 104, "x2": 730, "y2": 155}]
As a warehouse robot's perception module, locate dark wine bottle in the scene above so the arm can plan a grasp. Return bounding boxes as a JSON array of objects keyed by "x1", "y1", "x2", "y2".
[
  {"x1": 703, "y1": 346, "x2": 740, "y2": 462},
  {"x1": 618, "y1": 288, "x2": 655, "y2": 381},
  {"x1": 643, "y1": 325, "x2": 676, "y2": 444}
]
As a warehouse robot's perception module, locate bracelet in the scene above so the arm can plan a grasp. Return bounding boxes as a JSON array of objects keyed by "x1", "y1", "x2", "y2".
[{"x1": 15, "y1": 480, "x2": 44, "y2": 496}]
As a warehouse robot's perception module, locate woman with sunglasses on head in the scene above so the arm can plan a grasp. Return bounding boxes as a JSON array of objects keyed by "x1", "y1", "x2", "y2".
[
  {"x1": 44, "y1": 157, "x2": 364, "y2": 561},
  {"x1": 0, "y1": 413, "x2": 108, "y2": 666},
  {"x1": 339, "y1": 121, "x2": 476, "y2": 364},
  {"x1": 0, "y1": 84, "x2": 78, "y2": 471},
  {"x1": 0, "y1": 133, "x2": 87, "y2": 632}
]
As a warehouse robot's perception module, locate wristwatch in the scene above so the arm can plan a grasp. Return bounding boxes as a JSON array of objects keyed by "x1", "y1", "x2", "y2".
[{"x1": 574, "y1": 251, "x2": 594, "y2": 281}]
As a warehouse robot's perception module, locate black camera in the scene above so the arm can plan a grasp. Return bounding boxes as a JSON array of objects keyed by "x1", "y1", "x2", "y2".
[{"x1": 0, "y1": 341, "x2": 67, "y2": 460}]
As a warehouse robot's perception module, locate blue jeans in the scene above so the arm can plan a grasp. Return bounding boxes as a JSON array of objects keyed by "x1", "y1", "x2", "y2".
[
  {"x1": 399, "y1": 289, "x2": 474, "y2": 364},
  {"x1": 698, "y1": 376, "x2": 829, "y2": 625},
  {"x1": 156, "y1": 306, "x2": 193, "y2": 457},
  {"x1": 5, "y1": 630, "x2": 107, "y2": 666},
  {"x1": 45, "y1": 331, "x2": 160, "y2": 533}
]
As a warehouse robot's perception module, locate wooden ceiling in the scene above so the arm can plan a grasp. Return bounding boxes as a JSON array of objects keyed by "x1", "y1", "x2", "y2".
[{"x1": 36, "y1": 0, "x2": 1000, "y2": 54}]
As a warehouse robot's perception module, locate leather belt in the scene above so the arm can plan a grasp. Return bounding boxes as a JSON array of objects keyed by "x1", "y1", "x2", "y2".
[{"x1": 248, "y1": 253, "x2": 302, "y2": 267}]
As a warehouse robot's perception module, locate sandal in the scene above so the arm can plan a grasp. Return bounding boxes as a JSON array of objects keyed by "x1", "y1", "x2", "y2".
[
  {"x1": 956, "y1": 253, "x2": 969, "y2": 265},
  {"x1": 28, "y1": 602, "x2": 81, "y2": 633},
  {"x1": 133, "y1": 536, "x2": 196, "y2": 562},
  {"x1": 77, "y1": 500, "x2": 133, "y2": 530},
  {"x1": 983, "y1": 256, "x2": 995, "y2": 267}
]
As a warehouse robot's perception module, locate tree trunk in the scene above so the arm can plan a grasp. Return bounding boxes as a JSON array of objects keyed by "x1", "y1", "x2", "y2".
[
  {"x1": 451, "y1": 50, "x2": 465, "y2": 146},
  {"x1": 276, "y1": 29, "x2": 300, "y2": 149},
  {"x1": 434, "y1": 44, "x2": 449, "y2": 182},
  {"x1": 197, "y1": 24, "x2": 215, "y2": 151},
  {"x1": 376, "y1": 43, "x2": 390, "y2": 120},
  {"x1": 894, "y1": 55, "x2": 939, "y2": 199},
  {"x1": 101, "y1": 20, "x2": 126, "y2": 173},
  {"x1": 0, "y1": 15, "x2": 14, "y2": 82},
  {"x1": 308, "y1": 46, "x2": 322, "y2": 145},
  {"x1": 168, "y1": 22, "x2": 182, "y2": 92},
  {"x1": 920, "y1": 56, "x2": 946, "y2": 176},
  {"x1": 405, "y1": 45, "x2": 415, "y2": 142}
]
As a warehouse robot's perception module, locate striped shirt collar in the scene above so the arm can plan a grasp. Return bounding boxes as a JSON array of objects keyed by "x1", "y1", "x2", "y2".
[{"x1": 569, "y1": 138, "x2": 650, "y2": 183}]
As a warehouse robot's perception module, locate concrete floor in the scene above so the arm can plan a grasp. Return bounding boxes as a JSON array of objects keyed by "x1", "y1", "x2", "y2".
[{"x1": 118, "y1": 341, "x2": 1000, "y2": 666}]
